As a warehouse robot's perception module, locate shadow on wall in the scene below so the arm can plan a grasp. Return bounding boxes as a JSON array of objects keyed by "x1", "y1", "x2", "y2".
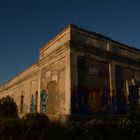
[{"x1": 71, "y1": 86, "x2": 139, "y2": 116}]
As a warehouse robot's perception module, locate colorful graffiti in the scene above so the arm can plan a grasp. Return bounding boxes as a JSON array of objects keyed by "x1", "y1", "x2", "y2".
[
  {"x1": 111, "y1": 90, "x2": 118, "y2": 114},
  {"x1": 111, "y1": 90, "x2": 127, "y2": 115},
  {"x1": 41, "y1": 90, "x2": 47, "y2": 113},
  {"x1": 128, "y1": 86, "x2": 139, "y2": 111},
  {"x1": 71, "y1": 87, "x2": 110, "y2": 115},
  {"x1": 71, "y1": 86, "x2": 132, "y2": 115},
  {"x1": 88, "y1": 90, "x2": 102, "y2": 113}
]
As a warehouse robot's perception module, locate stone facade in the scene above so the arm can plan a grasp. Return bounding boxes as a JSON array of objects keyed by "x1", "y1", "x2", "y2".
[{"x1": 0, "y1": 24, "x2": 140, "y2": 120}]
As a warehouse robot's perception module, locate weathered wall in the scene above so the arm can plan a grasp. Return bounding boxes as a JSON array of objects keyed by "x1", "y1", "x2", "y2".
[
  {"x1": 41, "y1": 57, "x2": 65, "y2": 116},
  {"x1": 71, "y1": 27, "x2": 108, "y2": 51},
  {"x1": 0, "y1": 24, "x2": 140, "y2": 119},
  {"x1": 0, "y1": 64, "x2": 39, "y2": 116},
  {"x1": 39, "y1": 48, "x2": 71, "y2": 121},
  {"x1": 71, "y1": 52, "x2": 110, "y2": 115},
  {"x1": 71, "y1": 25, "x2": 140, "y2": 61},
  {"x1": 70, "y1": 25, "x2": 140, "y2": 116},
  {"x1": 40, "y1": 26, "x2": 71, "y2": 60}
]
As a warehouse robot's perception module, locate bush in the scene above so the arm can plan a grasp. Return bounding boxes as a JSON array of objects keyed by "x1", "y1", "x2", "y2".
[
  {"x1": 128, "y1": 111, "x2": 140, "y2": 121},
  {"x1": 22, "y1": 113, "x2": 49, "y2": 129},
  {"x1": 1, "y1": 113, "x2": 140, "y2": 140},
  {"x1": 0, "y1": 117, "x2": 24, "y2": 140},
  {"x1": 0, "y1": 96, "x2": 18, "y2": 118}
]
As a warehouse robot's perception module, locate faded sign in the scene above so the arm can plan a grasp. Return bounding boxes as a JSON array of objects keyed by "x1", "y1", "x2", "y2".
[
  {"x1": 46, "y1": 71, "x2": 51, "y2": 78},
  {"x1": 89, "y1": 67, "x2": 99, "y2": 75}
]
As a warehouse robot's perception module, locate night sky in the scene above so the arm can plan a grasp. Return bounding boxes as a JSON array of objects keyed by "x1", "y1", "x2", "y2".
[{"x1": 0, "y1": 0, "x2": 140, "y2": 84}]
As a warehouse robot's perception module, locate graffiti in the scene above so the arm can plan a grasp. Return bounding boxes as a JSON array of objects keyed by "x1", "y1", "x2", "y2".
[
  {"x1": 41, "y1": 90, "x2": 46, "y2": 113},
  {"x1": 117, "y1": 90, "x2": 127, "y2": 114},
  {"x1": 75, "y1": 56, "x2": 111, "y2": 115},
  {"x1": 100, "y1": 89, "x2": 110, "y2": 113},
  {"x1": 30, "y1": 95, "x2": 35, "y2": 113},
  {"x1": 71, "y1": 86, "x2": 89, "y2": 114},
  {"x1": 111, "y1": 90, "x2": 118, "y2": 114},
  {"x1": 128, "y1": 86, "x2": 139, "y2": 111},
  {"x1": 71, "y1": 86, "x2": 133, "y2": 115},
  {"x1": 88, "y1": 90, "x2": 102, "y2": 113},
  {"x1": 71, "y1": 87, "x2": 110, "y2": 115}
]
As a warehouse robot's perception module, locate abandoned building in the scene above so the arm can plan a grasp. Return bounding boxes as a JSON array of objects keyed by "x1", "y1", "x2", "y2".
[{"x1": 0, "y1": 24, "x2": 140, "y2": 120}]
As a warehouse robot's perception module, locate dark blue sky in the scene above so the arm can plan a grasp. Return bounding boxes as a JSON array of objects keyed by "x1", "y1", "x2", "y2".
[{"x1": 0, "y1": 0, "x2": 140, "y2": 84}]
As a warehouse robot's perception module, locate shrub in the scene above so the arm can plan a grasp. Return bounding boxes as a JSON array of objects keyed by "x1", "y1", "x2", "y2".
[
  {"x1": 22, "y1": 113, "x2": 49, "y2": 129},
  {"x1": 129, "y1": 111, "x2": 140, "y2": 121},
  {"x1": 0, "y1": 117, "x2": 24, "y2": 140},
  {"x1": 0, "y1": 96, "x2": 18, "y2": 118}
]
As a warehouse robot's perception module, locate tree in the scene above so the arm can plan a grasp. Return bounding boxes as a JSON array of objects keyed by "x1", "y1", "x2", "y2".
[{"x1": 0, "y1": 96, "x2": 18, "y2": 118}]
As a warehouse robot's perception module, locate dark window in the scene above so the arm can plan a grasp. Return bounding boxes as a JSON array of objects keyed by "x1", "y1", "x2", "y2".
[
  {"x1": 30, "y1": 95, "x2": 35, "y2": 113},
  {"x1": 20, "y1": 95, "x2": 24, "y2": 113},
  {"x1": 41, "y1": 90, "x2": 46, "y2": 113},
  {"x1": 35, "y1": 91, "x2": 38, "y2": 113}
]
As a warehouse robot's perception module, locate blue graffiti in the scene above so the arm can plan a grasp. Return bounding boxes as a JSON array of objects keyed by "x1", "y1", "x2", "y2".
[
  {"x1": 41, "y1": 90, "x2": 46, "y2": 113},
  {"x1": 30, "y1": 95, "x2": 35, "y2": 113}
]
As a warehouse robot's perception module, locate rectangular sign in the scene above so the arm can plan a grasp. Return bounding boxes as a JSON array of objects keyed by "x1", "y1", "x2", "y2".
[{"x1": 89, "y1": 67, "x2": 99, "y2": 75}]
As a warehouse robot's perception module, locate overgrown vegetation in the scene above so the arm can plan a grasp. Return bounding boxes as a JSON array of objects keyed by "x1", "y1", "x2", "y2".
[
  {"x1": 1, "y1": 96, "x2": 140, "y2": 140},
  {"x1": 1, "y1": 114, "x2": 140, "y2": 140},
  {"x1": 0, "y1": 96, "x2": 18, "y2": 118}
]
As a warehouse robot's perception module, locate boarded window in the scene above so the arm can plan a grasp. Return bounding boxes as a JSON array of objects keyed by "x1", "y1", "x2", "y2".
[{"x1": 47, "y1": 81, "x2": 57, "y2": 115}]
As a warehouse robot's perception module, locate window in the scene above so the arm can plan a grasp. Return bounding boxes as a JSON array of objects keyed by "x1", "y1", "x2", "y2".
[
  {"x1": 41, "y1": 90, "x2": 46, "y2": 113},
  {"x1": 20, "y1": 95, "x2": 24, "y2": 113},
  {"x1": 35, "y1": 91, "x2": 38, "y2": 113},
  {"x1": 30, "y1": 95, "x2": 35, "y2": 113},
  {"x1": 112, "y1": 45, "x2": 121, "y2": 54}
]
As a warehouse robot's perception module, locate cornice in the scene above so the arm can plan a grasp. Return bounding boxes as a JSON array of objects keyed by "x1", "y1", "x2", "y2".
[{"x1": 70, "y1": 41, "x2": 140, "y2": 67}]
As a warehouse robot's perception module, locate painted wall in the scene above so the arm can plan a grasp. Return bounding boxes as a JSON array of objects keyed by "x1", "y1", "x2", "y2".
[
  {"x1": 40, "y1": 57, "x2": 66, "y2": 116},
  {"x1": 71, "y1": 56, "x2": 110, "y2": 115},
  {"x1": 1, "y1": 25, "x2": 140, "y2": 119}
]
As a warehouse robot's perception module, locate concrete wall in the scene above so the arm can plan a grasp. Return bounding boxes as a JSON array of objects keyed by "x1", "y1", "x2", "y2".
[
  {"x1": 0, "y1": 64, "x2": 39, "y2": 116},
  {"x1": 70, "y1": 25, "x2": 140, "y2": 115},
  {"x1": 0, "y1": 24, "x2": 140, "y2": 119},
  {"x1": 39, "y1": 46, "x2": 71, "y2": 121},
  {"x1": 41, "y1": 57, "x2": 66, "y2": 115},
  {"x1": 40, "y1": 25, "x2": 71, "y2": 60}
]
